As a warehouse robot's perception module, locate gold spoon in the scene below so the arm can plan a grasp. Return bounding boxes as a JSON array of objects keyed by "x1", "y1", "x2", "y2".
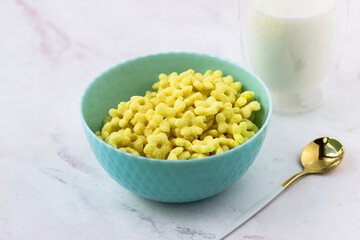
[{"x1": 218, "y1": 137, "x2": 345, "y2": 240}]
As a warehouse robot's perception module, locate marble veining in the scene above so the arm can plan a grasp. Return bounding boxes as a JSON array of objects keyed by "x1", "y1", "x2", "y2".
[{"x1": 15, "y1": 0, "x2": 71, "y2": 66}]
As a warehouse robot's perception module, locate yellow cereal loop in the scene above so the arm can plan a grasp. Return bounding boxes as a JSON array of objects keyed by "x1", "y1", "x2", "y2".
[
  {"x1": 215, "y1": 146, "x2": 224, "y2": 154},
  {"x1": 171, "y1": 137, "x2": 192, "y2": 151},
  {"x1": 109, "y1": 108, "x2": 119, "y2": 118},
  {"x1": 143, "y1": 133, "x2": 173, "y2": 159},
  {"x1": 116, "y1": 102, "x2": 127, "y2": 114},
  {"x1": 155, "y1": 91, "x2": 167, "y2": 104},
  {"x1": 205, "y1": 119, "x2": 214, "y2": 130},
  {"x1": 179, "y1": 69, "x2": 194, "y2": 78},
  {"x1": 175, "y1": 111, "x2": 207, "y2": 137},
  {"x1": 98, "y1": 69, "x2": 261, "y2": 159},
  {"x1": 244, "y1": 119, "x2": 259, "y2": 132},
  {"x1": 208, "y1": 129, "x2": 220, "y2": 137},
  {"x1": 162, "y1": 87, "x2": 176, "y2": 96},
  {"x1": 212, "y1": 70, "x2": 223, "y2": 78},
  {"x1": 200, "y1": 129, "x2": 220, "y2": 140},
  {"x1": 202, "y1": 81, "x2": 215, "y2": 91},
  {"x1": 145, "y1": 109, "x2": 155, "y2": 122},
  {"x1": 203, "y1": 70, "x2": 213, "y2": 76},
  {"x1": 190, "y1": 136, "x2": 220, "y2": 154},
  {"x1": 145, "y1": 91, "x2": 157, "y2": 106},
  {"x1": 167, "y1": 147, "x2": 184, "y2": 160},
  {"x1": 106, "y1": 129, "x2": 131, "y2": 148},
  {"x1": 155, "y1": 103, "x2": 176, "y2": 117},
  {"x1": 148, "y1": 114, "x2": 162, "y2": 129},
  {"x1": 231, "y1": 81, "x2": 241, "y2": 92},
  {"x1": 168, "y1": 75, "x2": 181, "y2": 88},
  {"x1": 159, "y1": 79, "x2": 170, "y2": 90},
  {"x1": 152, "y1": 127, "x2": 164, "y2": 135},
  {"x1": 160, "y1": 121, "x2": 170, "y2": 133},
  {"x1": 211, "y1": 82, "x2": 237, "y2": 104},
  {"x1": 159, "y1": 73, "x2": 168, "y2": 81},
  {"x1": 103, "y1": 116, "x2": 111, "y2": 125},
  {"x1": 101, "y1": 117, "x2": 120, "y2": 139},
  {"x1": 169, "y1": 72, "x2": 178, "y2": 77},
  {"x1": 178, "y1": 151, "x2": 191, "y2": 160},
  {"x1": 144, "y1": 125, "x2": 155, "y2": 137},
  {"x1": 235, "y1": 91, "x2": 255, "y2": 108},
  {"x1": 233, "y1": 107, "x2": 241, "y2": 114},
  {"x1": 164, "y1": 95, "x2": 176, "y2": 107},
  {"x1": 120, "y1": 147, "x2": 140, "y2": 156},
  {"x1": 215, "y1": 106, "x2": 242, "y2": 133},
  {"x1": 221, "y1": 145, "x2": 230, "y2": 152},
  {"x1": 95, "y1": 131, "x2": 103, "y2": 140},
  {"x1": 245, "y1": 131, "x2": 256, "y2": 141},
  {"x1": 174, "y1": 97, "x2": 186, "y2": 114},
  {"x1": 131, "y1": 134, "x2": 146, "y2": 153},
  {"x1": 118, "y1": 109, "x2": 133, "y2": 128},
  {"x1": 179, "y1": 77, "x2": 191, "y2": 87},
  {"x1": 184, "y1": 92, "x2": 203, "y2": 106},
  {"x1": 219, "y1": 136, "x2": 239, "y2": 148},
  {"x1": 173, "y1": 89, "x2": 183, "y2": 98},
  {"x1": 181, "y1": 85, "x2": 193, "y2": 96},
  {"x1": 129, "y1": 96, "x2": 153, "y2": 113},
  {"x1": 193, "y1": 80, "x2": 203, "y2": 91},
  {"x1": 167, "y1": 117, "x2": 177, "y2": 128},
  {"x1": 240, "y1": 119, "x2": 259, "y2": 138},
  {"x1": 223, "y1": 75, "x2": 234, "y2": 85},
  {"x1": 131, "y1": 112, "x2": 147, "y2": 135},
  {"x1": 194, "y1": 96, "x2": 223, "y2": 116},
  {"x1": 152, "y1": 82, "x2": 160, "y2": 90},
  {"x1": 232, "y1": 124, "x2": 245, "y2": 144},
  {"x1": 191, "y1": 153, "x2": 208, "y2": 159},
  {"x1": 240, "y1": 101, "x2": 261, "y2": 119}
]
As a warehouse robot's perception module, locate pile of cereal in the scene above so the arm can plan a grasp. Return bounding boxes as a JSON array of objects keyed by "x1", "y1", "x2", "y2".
[{"x1": 96, "y1": 69, "x2": 261, "y2": 160}]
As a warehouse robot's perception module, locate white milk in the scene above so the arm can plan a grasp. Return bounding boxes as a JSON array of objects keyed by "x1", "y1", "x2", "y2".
[{"x1": 245, "y1": 0, "x2": 339, "y2": 94}]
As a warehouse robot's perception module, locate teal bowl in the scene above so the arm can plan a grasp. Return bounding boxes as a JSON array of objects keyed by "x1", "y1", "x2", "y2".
[{"x1": 81, "y1": 52, "x2": 272, "y2": 203}]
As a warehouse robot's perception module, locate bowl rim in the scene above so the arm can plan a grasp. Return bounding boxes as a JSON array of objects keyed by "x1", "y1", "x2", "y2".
[{"x1": 80, "y1": 51, "x2": 272, "y2": 164}]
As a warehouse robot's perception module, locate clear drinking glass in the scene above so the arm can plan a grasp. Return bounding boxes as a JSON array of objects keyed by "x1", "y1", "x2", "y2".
[{"x1": 239, "y1": 0, "x2": 348, "y2": 114}]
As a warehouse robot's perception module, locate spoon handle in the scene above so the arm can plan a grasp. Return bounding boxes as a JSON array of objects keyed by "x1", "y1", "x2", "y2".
[
  {"x1": 216, "y1": 185, "x2": 285, "y2": 240},
  {"x1": 282, "y1": 170, "x2": 308, "y2": 188}
]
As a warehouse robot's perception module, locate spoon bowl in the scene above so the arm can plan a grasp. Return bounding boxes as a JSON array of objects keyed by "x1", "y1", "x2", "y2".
[
  {"x1": 282, "y1": 137, "x2": 345, "y2": 188},
  {"x1": 301, "y1": 137, "x2": 345, "y2": 173}
]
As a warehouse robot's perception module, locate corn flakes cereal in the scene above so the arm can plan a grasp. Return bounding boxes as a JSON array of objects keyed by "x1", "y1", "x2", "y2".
[{"x1": 97, "y1": 69, "x2": 261, "y2": 160}]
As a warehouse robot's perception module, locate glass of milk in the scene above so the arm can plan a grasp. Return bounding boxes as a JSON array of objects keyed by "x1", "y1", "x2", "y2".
[{"x1": 239, "y1": 0, "x2": 348, "y2": 114}]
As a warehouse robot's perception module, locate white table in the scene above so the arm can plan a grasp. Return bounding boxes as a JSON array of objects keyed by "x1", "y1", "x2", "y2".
[{"x1": 1, "y1": 0, "x2": 359, "y2": 239}]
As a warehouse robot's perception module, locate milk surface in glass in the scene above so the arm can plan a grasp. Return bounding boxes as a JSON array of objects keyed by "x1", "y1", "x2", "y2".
[{"x1": 246, "y1": 0, "x2": 339, "y2": 96}]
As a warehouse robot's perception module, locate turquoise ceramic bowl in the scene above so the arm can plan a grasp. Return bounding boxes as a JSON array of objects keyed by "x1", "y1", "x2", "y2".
[{"x1": 81, "y1": 52, "x2": 272, "y2": 203}]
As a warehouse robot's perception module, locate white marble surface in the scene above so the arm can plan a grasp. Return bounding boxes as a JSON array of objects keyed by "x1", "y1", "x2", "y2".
[{"x1": 1, "y1": 0, "x2": 360, "y2": 239}]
